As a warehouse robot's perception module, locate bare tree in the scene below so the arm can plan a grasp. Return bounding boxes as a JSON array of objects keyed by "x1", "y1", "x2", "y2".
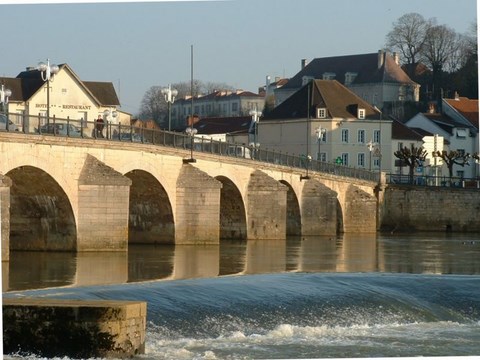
[
  {"x1": 421, "y1": 23, "x2": 459, "y2": 100},
  {"x1": 394, "y1": 145, "x2": 427, "y2": 184},
  {"x1": 386, "y1": 13, "x2": 429, "y2": 77},
  {"x1": 138, "y1": 86, "x2": 167, "y2": 126}
]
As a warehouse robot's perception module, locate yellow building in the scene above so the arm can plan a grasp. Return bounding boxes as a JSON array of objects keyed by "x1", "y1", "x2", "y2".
[{"x1": 1, "y1": 63, "x2": 130, "y2": 134}]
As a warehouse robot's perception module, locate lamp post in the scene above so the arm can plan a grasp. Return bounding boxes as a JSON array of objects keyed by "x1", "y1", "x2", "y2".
[
  {"x1": 37, "y1": 59, "x2": 59, "y2": 124},
  {"x1": 315, "y1": 125, "x2": 326, "y2": 161},
  {"x1": 161, "y1": 85, "x2": 178, "y2": 131},
  {"x1": 367, "y1": 140, "x2": 376, "y2": 171},
  {"x1": 103, "y1": 108, "x2": 118, "y2": 139},
  {"x1": 183, "y1": 124, "x2": 198, "y2": 163},
  {"x1": 249, "y1": 106, "x2": 262, "y2": 159},
  {"x1": 0, "y1": 84, "x2": 12, "y2": 115}
]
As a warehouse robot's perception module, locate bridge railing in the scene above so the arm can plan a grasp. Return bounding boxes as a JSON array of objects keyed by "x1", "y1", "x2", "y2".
[
  {"x1": 1, "y1": 113, "x2": 378, "y2": 182},
  {"x1": 387, "y1": 173, "x2": 480, "y2": 189}
]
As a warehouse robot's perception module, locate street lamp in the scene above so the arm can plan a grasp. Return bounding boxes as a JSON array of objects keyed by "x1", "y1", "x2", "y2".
[
  {"x1": 0, "y1": 84, "x2": 12, "y2": 114},
  {"x1": 37, "y1": 59, "x2": 59, "y2": 124},
  {"x1": 183, "y1": 124, "x2": 198, "y2": 163},
  {"x1": 249, "y1": 106, "x2": 262, "y2": 159},
  {"x1": 161, "y1": 85, "x2": 178, "y2": 131},
  {"x1": 315, "y1": 125, "x2": 326, "y2": 161},
  {"x1": 103, "y1": 108, "x2": 118, "y2": 139},
  {"x1": 367, "y1": 140, "x2": 376, "y2": 171}
]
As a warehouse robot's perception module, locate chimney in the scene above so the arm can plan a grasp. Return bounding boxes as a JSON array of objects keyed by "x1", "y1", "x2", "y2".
[
  {"x1": 393, "y1": 52, "x2": 399, "y2": 65},
  {"x1": 454, "y1": 91, "x2": 460, "y2": 100},
  {"x1": 378, "y1": 50, "x2": 385, "y2": 69},
  {"x1": 301, "y1": 59, "x2": 308, "y2": 69}
]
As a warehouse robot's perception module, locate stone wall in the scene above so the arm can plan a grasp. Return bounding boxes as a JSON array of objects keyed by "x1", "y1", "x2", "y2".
[
  {"x1": 0, "y1": 173, "x2": 12, "y2": 261},
  {"x1": 3, "y1": 298, "x2": 146, "y2": 358},
  {"x1": 381, "y1": 185, "x2": 480, "y2": 232}
]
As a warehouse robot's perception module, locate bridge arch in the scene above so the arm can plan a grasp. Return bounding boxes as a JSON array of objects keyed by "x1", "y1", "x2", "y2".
[
  {"x1": 279, "y1": 180, "x2": 301, "y2": 236},
  {"x1": 215, "y1": 176, "x2": 247, "y2": 240},
  {"x1": 124, "y1": 169, "x2": 175, "y2": 244},
  {"x1": 7, "y1": 166, "x2": 77, "y2": 251}
]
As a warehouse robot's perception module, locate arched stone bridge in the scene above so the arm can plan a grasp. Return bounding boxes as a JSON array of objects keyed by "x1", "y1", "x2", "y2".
[{"x1": 0, "y1": 132, "x2": 378, "y2": 260}]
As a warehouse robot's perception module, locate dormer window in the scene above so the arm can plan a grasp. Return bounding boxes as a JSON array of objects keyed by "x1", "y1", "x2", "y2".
[
  {"x1": 344, "y1": 72, "x2": 358, "y2": 86},
  {"x1": 317, "y1": 108, "x2": 327, "y2": 119},
  {"x1": 322, "y1": 72, "x2": 336, "y2": 80},
  {"x1": 358, "y1": 108, "x2": 365, "y2": 119},
  {"x1": 302, "y1": 76, "x2": 314, "y2": 86}
]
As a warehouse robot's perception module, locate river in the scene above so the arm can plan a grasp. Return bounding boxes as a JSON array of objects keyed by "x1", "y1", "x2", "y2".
[{"x1": 3, "y1": 232, "x2": 480, "y2": 359}]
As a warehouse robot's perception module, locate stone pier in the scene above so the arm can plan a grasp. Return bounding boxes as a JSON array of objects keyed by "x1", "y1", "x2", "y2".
[{"x1": 3, "y1": 298, "x2": 146, "y2": 359}]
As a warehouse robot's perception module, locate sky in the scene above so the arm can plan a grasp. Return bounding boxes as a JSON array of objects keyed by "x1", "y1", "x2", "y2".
[{"x1": 0, "y1": 0, "x2": 477, "y2": 116}]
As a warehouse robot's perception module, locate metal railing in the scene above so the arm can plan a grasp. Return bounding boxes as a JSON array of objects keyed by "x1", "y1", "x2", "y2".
[
  {"x1": 387, "y1": 173, "x2": 480, "y2": 189},
  {"x1": 0, "y1": 112, "x2": 378, "y2": 182}
]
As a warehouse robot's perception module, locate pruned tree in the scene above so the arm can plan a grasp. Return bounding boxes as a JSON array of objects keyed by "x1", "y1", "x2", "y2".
[
  {"x1": 386, "y1": 13, "x2": 429, "y2": 78},
  {"x1": 433, "y1": 150, "x2": 471, "y2": 180},
  {"x1": 394, "y1": 145, "x2": 427, "y2": 184}
]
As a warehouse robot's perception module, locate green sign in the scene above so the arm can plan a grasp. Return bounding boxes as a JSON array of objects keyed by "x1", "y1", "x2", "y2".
[{"x1": 335, "y1": 157, "x2": 343, "y2": 165}]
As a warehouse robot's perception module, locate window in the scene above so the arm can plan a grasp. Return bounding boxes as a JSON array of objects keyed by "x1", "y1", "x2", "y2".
[
  {"x1": 341, "y1": 153, "x2": 349, "y2": 166},
  {"x1": 358, "y1": 108, "x2": 365, "y2": 119},
  {"x1": 317, "y1": 152, "x2": 327, "y2": 162},
  {"x1": 322, "y1": 72, "x2": 336, "y2": 80},
  {"x1": 344, "y1": 72, "x2": 358, "y2": 85},
  {"x1": 358, "y1": 153, "x2": 365, "y2": 167},
  {"x1": 341, "y1": 129, "x2": 349, "y2": 143},
  {"x1": 302, "y1": 76, "x2": 314, "y2": 85},
  {"x1": 458, "y1": 149, "x2": 465, "y2": 156},
  {"x1": 373, "y1": 129, "x2": 381, "y2": 143},
  {"x1": 357, "y1": 129, "x2": 365, "y2": 144},
  {"x1": 456, "y1": 129, "x2": 467, "y2": 138},
  {"x1": 317, "y1": 108, "x2": 327, "y2": 118},
  {"x1": 232, "y1": 102, "x2": 238, "y2": 112},
  {"x1": 373, "y1": 158, "x2": 380, "y2": 168}
]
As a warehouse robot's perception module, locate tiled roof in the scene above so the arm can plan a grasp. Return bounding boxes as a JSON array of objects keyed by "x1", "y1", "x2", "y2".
[
  {"x1": 263, "y1": 80, "x2": 381, "y2": 120},
  {"x1": 392, "y1": 119, "x2": 424, "y2": 140},
  {"x1": 282, "y1": 52, "x2": 417, "y2": 89},
  {"x1": 83, "y1": 81, "x2": 120, "y2": 106},
  {"x1": 444, "y1": 97, "x2": 479, "y2": 129},
  {"x1": 131, "y1": 119, "x2": 160, "y2": 129},
  {"x1": 0, "y1": 77, "x2": 42, "y2": 102},
  {"x1": 192, "y1": 116, "x2": 252, "y2": 135}
]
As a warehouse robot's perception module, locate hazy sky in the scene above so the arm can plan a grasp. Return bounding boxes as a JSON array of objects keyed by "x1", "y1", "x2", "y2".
[{"x1": 0, "y1": 0, "x2": 477, "y2": 116}]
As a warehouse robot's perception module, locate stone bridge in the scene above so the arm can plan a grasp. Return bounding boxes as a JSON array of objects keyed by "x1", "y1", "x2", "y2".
[{"x1": 0, "y1": 132, "x2": 379, "y2": 261}]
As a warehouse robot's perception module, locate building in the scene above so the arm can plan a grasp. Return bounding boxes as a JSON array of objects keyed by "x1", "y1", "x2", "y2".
[
  {"x1": 260, "y1": 79, "x2": 392, "y2": 172},
  {"x1": 190, "y1": 116, "x2": 252, "y2": 144},
  {"x1": 0, "y1": 63, "x2": 130, "y2": 133},
  {"x1": 263, "y1": 76, "x2": 289, "y2": 114},
  {"x1": 404, "y1": 97, "x2": 478, "y2": 178},
  {"x1": 274, "y1": 50, "x2": 420, "y2": 115},
  {"x1": 171, "y1": 90, "x2": 264, "y2": 129}
]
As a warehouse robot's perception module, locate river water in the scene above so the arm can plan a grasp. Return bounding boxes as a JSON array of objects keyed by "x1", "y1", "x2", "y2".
[{"x1": 3, "y1": 232, "x2": 480, "y2": 359}]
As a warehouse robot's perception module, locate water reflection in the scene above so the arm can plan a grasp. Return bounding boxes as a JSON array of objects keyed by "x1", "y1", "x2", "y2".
[{"x1": 4, "y1": 233, "x2": 480, "y2": 291}]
